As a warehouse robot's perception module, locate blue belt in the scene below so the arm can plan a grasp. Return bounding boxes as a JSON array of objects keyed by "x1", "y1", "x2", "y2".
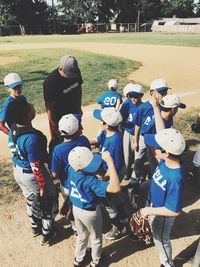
[
  {"x1": 84, "y1": 207, "x2": 96, "y2": 211},
  {"x1": 14, "y1": 164, "x2": 33, "y2": 174}
]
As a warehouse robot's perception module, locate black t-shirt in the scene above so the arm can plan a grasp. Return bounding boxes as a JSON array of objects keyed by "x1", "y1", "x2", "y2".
[{"x1": 43, "y1": 68, "x2": 83, "y2": 122}]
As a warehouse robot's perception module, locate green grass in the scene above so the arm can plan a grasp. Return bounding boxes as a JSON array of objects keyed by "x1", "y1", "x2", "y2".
[
  {"x1": 0, "y1": 32, "x2": 200, "y2": 47},
  {"x1": 0, "y1": 160, "x2": 20, "y2": 205},
  {"x1": 0, "y1": 48, "x2": 141, "y2": 113}
]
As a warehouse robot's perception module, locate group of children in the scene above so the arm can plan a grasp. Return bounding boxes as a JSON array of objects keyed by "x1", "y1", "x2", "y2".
[{"x1": 0, "y1": 72, "x2": 199, "y2": 267}]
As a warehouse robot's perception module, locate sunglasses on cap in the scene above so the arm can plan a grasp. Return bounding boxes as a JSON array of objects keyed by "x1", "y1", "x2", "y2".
[
  {"x1": 158, "y1": 89, "x2": 168, "y2": 96},
  {"x1": 128, "y1": 92, "x2": 143, "y2": 99}
]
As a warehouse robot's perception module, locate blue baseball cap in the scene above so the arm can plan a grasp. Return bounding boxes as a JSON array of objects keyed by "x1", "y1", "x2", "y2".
[{"x1": 68, "y1": 147, "x2": 102, "y2": 173}]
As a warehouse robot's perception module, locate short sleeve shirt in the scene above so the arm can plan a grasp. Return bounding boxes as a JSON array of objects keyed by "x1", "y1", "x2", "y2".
[
  {"x1": 150, "y1": 160, "x2": 184, "y2": 212},
  {"x1": 120, "y1": 98, "x2": 139, "y2": 135},
  {"x1": 97, "y1": 91, "x2": 122, "y2": 109},
  {"x1": 43, "y1": 68, "x2": 83, "y2": 122},
  {"x1": 0, "y1": 95, "x2": 26, "y2": 128},
  {"x1": 8, "y1": 131, "x2": 44, "y2": 169},
  {"x1": 97, "y1": 130, "x2": 124, "y2": 172},
  {"x1": 51, "y1": 135, "x2": 91, "y2": 186},
  {"x1": 67, "y1": 166, "x2": 108, "y2": 209},
  {"x1": 135, "y1": 100, "x2": 154, "y2": 135}
]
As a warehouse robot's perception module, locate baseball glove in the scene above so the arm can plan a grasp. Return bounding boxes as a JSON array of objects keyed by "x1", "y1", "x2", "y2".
[
  {"x1": 129, "y1": 209, "x2": 153, "y2": 245},
  {"x1": 191, "y1": 123, "x2": 200, "y2": 133}
]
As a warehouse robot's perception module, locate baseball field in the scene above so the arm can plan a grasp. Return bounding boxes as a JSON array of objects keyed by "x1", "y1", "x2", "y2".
[{"x1": 0, "y1": 33, "x2": 199, "y2": 266}]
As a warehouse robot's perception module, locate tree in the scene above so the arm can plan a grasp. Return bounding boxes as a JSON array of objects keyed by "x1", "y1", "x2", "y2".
[
  {"x1": 161, "y1": 0, "x2": 196, "y2": 18},
  {"x1": 0, "y1": 0, "x2": 51, "y2": 26}
]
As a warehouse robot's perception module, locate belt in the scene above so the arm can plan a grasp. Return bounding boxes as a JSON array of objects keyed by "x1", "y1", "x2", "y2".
[
  {"x1": 84, "y1": 207, "x2": 96, "y2": 211},
  {"x1": 14, "y1": 164, "x2": 33, "y2": 174}
]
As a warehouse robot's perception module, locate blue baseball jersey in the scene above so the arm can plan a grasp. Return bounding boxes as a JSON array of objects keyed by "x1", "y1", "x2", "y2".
[
  {"x1": 97, "y1": 130, "x2": 124, "y2": 172},
  {"x1": 8, "y1": 132, "x2": 44, "y2": 169},
  {"x1": 120, "y1": 98, "x2": 139, "y2": 135},
  {"x1": 150, "y1": 160, "x2": 184, "y2": 212},
  {"x1": 97, "y1": 91, "x2": 122, "y2": 109},
  {"x1": 0, "y1": 95, "x2": 26, "y2": 127},
  {"x1": 67, "y1": 166, "x2": 108, "y2": 209},
  {"x1": 143, "y1": 117, "x2": 173, "y2": 134},
  {"x1": 51, "y1": 135, "x2": 91, "y2": 187},
  {"x1": 135, "y1": 100, "x2": 154, "y2": 135}
]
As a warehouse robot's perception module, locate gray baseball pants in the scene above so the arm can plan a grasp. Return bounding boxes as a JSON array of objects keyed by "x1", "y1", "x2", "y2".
[
  {"x1": 193, "y1": 239, "x2": 200, "y2": 267},
  {"x1": 73, "y1": 205, "x2": 102, "y2": 265},
  {"x1": 13, "y1": 164, "x2": 57, "y2": 235},
  {"x1": 123, "y1": 130, "x2": 135, "y2": 179},
  {"x1": 150, "y1": 215, "x2": 176, "y2": 267}
]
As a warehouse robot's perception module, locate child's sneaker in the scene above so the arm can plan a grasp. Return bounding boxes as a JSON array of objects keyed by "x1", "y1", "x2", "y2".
[
  {"x1": 40, "y1": 231, "x2": 57, "y2": 246},
  {"x1": 31, "y1": 227, "x2": 41, "y2": 237},
  {"x1": 74, "y1": 258, "x2": 84, "y2": 267},
  {"x1": 105, "y1": 225, "x2": 127, "y2": 240}
]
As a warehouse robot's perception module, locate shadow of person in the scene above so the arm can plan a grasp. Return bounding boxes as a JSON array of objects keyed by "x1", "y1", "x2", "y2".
[
  {"x1": 50, "y1": 216, "x2": 74, "y2": 246},
  {"x1": 174, "y1": 238, "x2": 200, "y2": 267},
  {"x1": 171, "y1": 209, "x2": 200, "y2": 240},
  {"x1": 101, "y1": 236, "x2": 153, "y2": 266}
]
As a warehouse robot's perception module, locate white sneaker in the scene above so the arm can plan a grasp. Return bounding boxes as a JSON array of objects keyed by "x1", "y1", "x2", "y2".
[{"x1": 105, "y1": 225, "x2": 127, "y2": 240}]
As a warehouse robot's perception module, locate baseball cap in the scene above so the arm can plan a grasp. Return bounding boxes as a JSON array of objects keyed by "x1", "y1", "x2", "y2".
[
  {"x1": 58, "y1": 114, "x2": 81, "y2": 136},
  {"x1": 68, "y1": 146, "x2": 102, "y2": 173},
  {"x1": 108, "y1": 79, "x2": 118, "y2": 90},
  {"x1": 59, "y1": 55, "x2": 80, "y2": 78},
  {"x1": 123, "y1": 83, "x2": 144, "y2": 97},
  {"x1": 160, "y1": 94, "x2": 186, "y2": 109},
  {"x1": 4, "y1": 73, "x2": 23, "y2": 89},
  {"x1": 144, "y1": 128, "x2": 185, "y2": 155},
  {"x1": 93, "y1": 107, "x2": 122, "y2": 126},
  {"x1": 150, "y1": 79, "x2": 170, "y2": 92}
]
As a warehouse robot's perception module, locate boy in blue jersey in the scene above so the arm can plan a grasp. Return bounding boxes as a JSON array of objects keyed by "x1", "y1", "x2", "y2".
[
  {"x1": 132, "y1": 79, "x2": 170, "y2": 184},
  {"x1": 97, "y1": 79, "x2": 122, "y2": 109},
  {"x1": 144, "y1": 94, "x2": 186, "y2": 174},
  {"x1": 120, "y1": 83, "x2": 144, "y2": 180},
  {"x1": 51, "y1": 113, "x2": 91, "y2": 231},
  {"x1": 92, "y1": 107, "x2": 128, "y2": 240},
  {"x1": 67, "y1": 147, "x2": 120, "y2": 267},
  {"x1": 0, "y1": 73, "x2": 26, "y2": 135},
  {"x1": 8, "y1": 100, "x2": 58, "y2": 245},
  {"x1": 141, "y1": 128, "x2": 185, "y2": 267}
]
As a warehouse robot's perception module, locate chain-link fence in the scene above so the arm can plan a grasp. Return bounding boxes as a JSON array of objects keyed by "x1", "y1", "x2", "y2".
[{"x1": 0, "y1": 22, "x2": 152, "y2": 36}]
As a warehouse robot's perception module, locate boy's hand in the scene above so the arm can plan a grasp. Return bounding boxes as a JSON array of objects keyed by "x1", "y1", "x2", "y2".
[
  {"x1": 133, "y1": 141, "x2": 139, "y2": 152},
  {"x1": 151, "y1": 94, "x2": 159, "y2": 108}
]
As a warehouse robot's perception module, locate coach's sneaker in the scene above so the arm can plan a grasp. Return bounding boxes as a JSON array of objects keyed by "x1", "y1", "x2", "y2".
[{"x1": 105, "y1": 225, "x2": 127, "y2": 240}]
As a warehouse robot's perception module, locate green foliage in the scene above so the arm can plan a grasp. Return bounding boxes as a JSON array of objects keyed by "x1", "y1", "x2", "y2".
[
  {"x1": 161, "y1": 0, "x2": 195, "y2": 18},
  {"x1": 0, "y1": 0, "x2": 51, "y2": 26}
]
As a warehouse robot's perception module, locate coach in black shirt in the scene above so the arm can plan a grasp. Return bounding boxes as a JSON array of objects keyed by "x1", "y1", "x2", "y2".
[{"x1": 43, "y1": 55, "x2": 83, "y2": 137}]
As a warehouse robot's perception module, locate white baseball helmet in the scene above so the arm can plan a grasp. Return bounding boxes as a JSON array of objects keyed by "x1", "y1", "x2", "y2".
[
  {"x1": 160, "y1": 94, "x2": 186, "y2": 109},
  {"x1": 123, "y1": 83, "x2": 144, "y2": 97},
  {"x1": 68, "y1": 146, "x2": 102, "y2": 173},
  {"x1": 144, "y1": 128, "x2": 185, "y2": 155},
  {"x1": 108, "y1": 79, "x2": 118, "y2": 90},
  {"x1": 93, "y1": 107, "x2": 122, "y2": 127}
]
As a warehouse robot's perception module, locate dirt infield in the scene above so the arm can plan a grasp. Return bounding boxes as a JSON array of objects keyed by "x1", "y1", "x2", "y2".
[{"x1": 0, "y1": 42, "x2": 199, "y2": 267}]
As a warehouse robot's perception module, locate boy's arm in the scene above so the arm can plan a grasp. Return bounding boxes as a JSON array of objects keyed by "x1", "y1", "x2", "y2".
[
  {"x1": 115, "y1": 98, "x2": 121, "y2": 110},
  {"x1": 133, "y1": 124, "x2": 140, "y2": 152},
  {"x1": 89, "y1": 138, "x2": 99, "y2": 146},
  {"x1": 151, "y1": 94, "x2": 165, "y2": 132},
  {"x1": 102, "y1": 151, "x2": 120, "y2": 193},
  {"x1": 141, "y1": 206, "x2": 180, "y2": 217},
  {"x1": 0, "y1": 120, "x2": 9, "y2": 135}
]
